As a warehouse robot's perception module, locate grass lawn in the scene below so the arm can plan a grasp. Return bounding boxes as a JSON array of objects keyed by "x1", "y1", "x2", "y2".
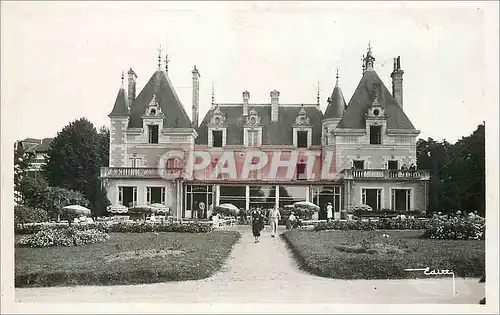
[
  {"x1": 15, "y1": 231, "x2": 240, "y2": 287},
  {"x1": 282, "y1": 229, "x2": 485, "y2": 280}
]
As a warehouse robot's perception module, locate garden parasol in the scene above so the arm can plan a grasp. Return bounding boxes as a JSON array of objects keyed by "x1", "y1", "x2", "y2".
[
  {"x1": 63, "y1": 205, "x2": 91, "y2": 216},
  {"x1": 215, "y1": 203, "x2": 240, "y2": 216},
  {"x1": 293, "y1": 201, "x2": 320, "y2": 211},
  {"x1": 107, "y1": 205, "x2": 128, "y2": 214}
]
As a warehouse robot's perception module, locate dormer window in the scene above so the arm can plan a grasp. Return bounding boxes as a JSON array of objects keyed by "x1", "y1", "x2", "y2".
[
  {"x1": 297, "y1": 131, "x2": 308, "y2": 148},
  {"x1": 212, "y1": 130, "x2": 223, "y2": 147},
  {"x1": 148, "y1": 125, "x2": 159, "y2": 144},
  {"x1": 244, "y1": 108, "x2": 262, "y2": 147},
  {"x1": 370, "y1": 125, "x2": 382, "y2": 144},
  {"x1": 208, "y1": 106, "x2": 227, "y2": 148},
  {"x1": 247, "y1": 130, "x2": 260, "y2": 147},
  {"x1": 293, "y1": 107, "x2": 312, "y2": 148}
]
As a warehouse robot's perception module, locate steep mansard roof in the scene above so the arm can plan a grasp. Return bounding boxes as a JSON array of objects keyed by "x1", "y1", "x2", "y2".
[
  {"x1": 110, "y1": 60, "x2": 417, "y2": 138},
  {"x1": 108, "y1": 88, "x2": 129, "y2": 117},
  {"x1": 128, "y1": 71, "x2": 191, "y2": 129},
  {"x1": 337, "y1": 70, "x2": 416, "y2": 130},
  {"x1": 196, "y1": 104, "x2": 323, "y2": 146},
  {"x1": 323, "y1": 82, "x2": 347, "y2": 120}
]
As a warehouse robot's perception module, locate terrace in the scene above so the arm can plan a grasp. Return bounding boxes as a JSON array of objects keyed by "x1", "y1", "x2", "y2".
[{"x1": 341, "y1": 169, "x2": 430, "y2": 180}]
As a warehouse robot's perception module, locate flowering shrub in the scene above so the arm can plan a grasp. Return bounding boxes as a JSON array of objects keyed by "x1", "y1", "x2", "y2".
[
  {"x1": 313, "y1": 216, "x2": 485, "y2": 240},
  {"x1": 314, "y1": 220, "x2": 377, "y2": 231},
  {"x1": 314, "y1": 218, "x2": 430, "y2": 231},
  {"x1": 15, "y1": 221, "x2": 214, "y2": 235},
  {"x1": 14, "y1": 205, "x2": 48, "y2": 224},
  {"x1": 18, "y1": 227, "x2": 109, "y2": 248},
  {"x1": 423, "y1": 216, "x2": 485, "y2": 240},
  {"x1": 104, "y1": 221, "x2": 214, "y2": 233}
]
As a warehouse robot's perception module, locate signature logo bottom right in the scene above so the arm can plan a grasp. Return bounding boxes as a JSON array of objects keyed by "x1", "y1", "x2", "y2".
[{"x1": 404, "y1": 267, "x2": 456, "y2": 296}]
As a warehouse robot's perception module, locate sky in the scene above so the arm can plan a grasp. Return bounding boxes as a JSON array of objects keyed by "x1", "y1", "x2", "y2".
[{"x1": 1, "y1": 1, "x2": 497, "y2": 144}]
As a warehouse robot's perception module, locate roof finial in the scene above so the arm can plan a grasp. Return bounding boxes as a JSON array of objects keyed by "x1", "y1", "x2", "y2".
[
  {"x1": 165, "y1": 41, "x2": 169, "y2": 72},
  {"x1": 121, "y1": 70, "x2": 124, "y2": 88},
  {"x1": 335, "y1": 62, "x2": 340, "y2": 87},
  {"x1": 316, "y1": 81, "x2": 320, "y2": 105},
  {"x1": 363, "y1": 42, "x2": 375, "y2": 72},
  {"x1": 211, "y1": 82, "x2": 215, "y2": 106},
  {"x1": 157, "y1": 45, "x2": 163, "y2": 71}
]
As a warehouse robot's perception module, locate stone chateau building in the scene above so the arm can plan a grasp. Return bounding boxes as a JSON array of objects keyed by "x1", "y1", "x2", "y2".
[{"x1": 101, "y1": 46, "x2": 430, "y2": 219}]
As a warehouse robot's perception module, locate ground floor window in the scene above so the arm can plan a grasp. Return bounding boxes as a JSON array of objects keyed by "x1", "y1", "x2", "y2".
[
  {"x1": 391, "y1": 189, "x2": 411, "y2": 211},
  {"x1": 147, "y1": 187, "x2": 166, "y2": 205},
  {"x1": 184, "y1": 185, "x2": 213, "y2": 219},
  {"x1": 277, "y1": 185, "x2": 307, "y2": 208},
  {"x1": 119, "y1": 186, "x2": 137, "y2": 207},
  {"x1": 362, "y1": 188, "x2": 381, "y2": 210},
  {"x1": 311, "y1": 186, "x2": 342, "y2": 219},
  {"x1": 219, "y1": 185, "x2": 246, "y2": 210},
  {"x1": 249, "y1": 185, "x2": 274, "y2": 209}
]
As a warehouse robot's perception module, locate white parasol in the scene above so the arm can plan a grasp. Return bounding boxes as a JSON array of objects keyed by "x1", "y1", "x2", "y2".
[{"x1": 107, "y1": 205, "x2": 128, "y2": 214}]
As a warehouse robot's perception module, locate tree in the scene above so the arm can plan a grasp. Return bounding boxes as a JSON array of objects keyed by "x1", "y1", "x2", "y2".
[
  {"x1": 97, "y1": 126, "x2": 110, "y2": 167},
  {"x1": 19, "y1": 175, "x2": 89, "y2": 220},
  {"x1": 19, "y1": 175, "x2": 50, "y2": 209},
  {"x1": 417, "y1": 124, "x2": 485, "y2": 215},
  {"x1": 42, "y1": 118, "x2": 110, "y2": 217},
  {"x1": 14, "y1": 142, "x2": 34, "y2": 202}
]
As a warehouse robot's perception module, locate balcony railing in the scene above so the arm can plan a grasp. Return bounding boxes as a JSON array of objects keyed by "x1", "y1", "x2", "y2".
[
  {"x1": 100, "y1": 167, "x2": 184, "y2": 179},
  {"x1": 341, "y1": 169, "x2": 430, "y2": 180}
]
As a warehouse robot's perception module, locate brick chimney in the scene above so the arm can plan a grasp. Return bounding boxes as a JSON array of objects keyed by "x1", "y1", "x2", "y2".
[
  {"x1": 192, "y1": 65, "x2": 200, "y2": 127},
  {"x1": 390, "y1": 56, "x2": 404, "y2": 108},
  {"x1": 127, "y1": 68, "x2": 137, "y2": 107},
  {"x1": 242, "y1": 90, "x2": 250, "y2": 116},
  {"x1": 270, "y1": 90, "x2": 280, "y2": 122}
]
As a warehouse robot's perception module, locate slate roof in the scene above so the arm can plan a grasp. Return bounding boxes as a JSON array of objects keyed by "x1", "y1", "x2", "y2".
[
  {"x1": 108, "y1": 88, "x2": 129, "y2": 117},
  {"x1": 196, "y1": 105, "x2": 323, "y2": 145},
  {"x1": 25, "y1": 138, "x2": 53, "y2": 153},
  {"x1": 22, "y1": 138, "x2": 41, "y2": 143},
  {"x1": 323, "y1": 82, "x2": 346, "y2": 120},
  {"x1": 128, "y1": 71, "x2": 192, "y2": 129},
  {"x1": 337, "y1": 70, "x2": 416, "y2": 130}
]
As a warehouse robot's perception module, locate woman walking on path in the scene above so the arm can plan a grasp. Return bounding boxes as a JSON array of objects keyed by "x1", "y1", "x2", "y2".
[
  {"x1": 268, "y1": 206, "x2": 281, "y2": 238},
  {"x1": 251, "y1": 208, "x2": 265, "y2": 243}
]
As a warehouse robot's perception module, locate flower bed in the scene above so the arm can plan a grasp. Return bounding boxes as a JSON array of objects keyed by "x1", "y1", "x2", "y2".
[
  {"x1": 314, "y1": 218, "x2": 430, "y2": 231},
  {"x1": 354, "y1": 210, "x2": 423, "y2": 217},
  {"x1": 422, "y1": 216, "x2": 485, "y2": 240},
  {"x1": 15, "y1": 221, "x2": 214, "y2": 235},
  {"x1": 313, "y1": 216, "x2": 486, "y2": 241},
  {"x1": 282, "y1": 229, "x2": 485, "y2": 279},
  {"x1": 18, "y1": 227, "x2": 109, "y2": 248},
  {"x1": 16, "y1": 231, "x2": 240, "y2": 287}
]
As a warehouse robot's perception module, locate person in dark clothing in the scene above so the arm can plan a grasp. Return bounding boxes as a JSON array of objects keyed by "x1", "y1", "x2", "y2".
[{"x1": 251, "y1": 208, "x2": 265, "y2": 243}]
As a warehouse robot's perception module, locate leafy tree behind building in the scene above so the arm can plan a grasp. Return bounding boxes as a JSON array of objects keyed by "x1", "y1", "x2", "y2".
[{"x1": 42, "y1": 118, "x2": 110, "y2": 216}]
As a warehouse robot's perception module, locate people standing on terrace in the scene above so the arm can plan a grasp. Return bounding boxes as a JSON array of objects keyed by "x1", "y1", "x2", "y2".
[{"x1": 326, "y1": 202, "x2": 333, "y2": 222}]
